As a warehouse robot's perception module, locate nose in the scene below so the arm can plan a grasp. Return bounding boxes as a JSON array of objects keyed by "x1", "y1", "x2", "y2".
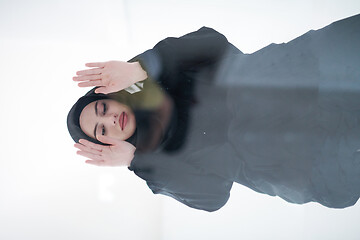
[{"x1": 104, "y1": 113, "x2": 118, "y2": 126}]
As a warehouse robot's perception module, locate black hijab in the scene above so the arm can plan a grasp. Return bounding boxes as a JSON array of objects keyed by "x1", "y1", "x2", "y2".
[
  {"x1": 67, "y1": 80, "x2": 176, "y2": 152},
  {"x1": 67, "y1": 87, "x2": 137, "y2": 146}
]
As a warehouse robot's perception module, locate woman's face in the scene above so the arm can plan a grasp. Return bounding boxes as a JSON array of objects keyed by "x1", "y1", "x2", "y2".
[{"x1": 79, "y1": 99, "x2": 136, "y2": 142}]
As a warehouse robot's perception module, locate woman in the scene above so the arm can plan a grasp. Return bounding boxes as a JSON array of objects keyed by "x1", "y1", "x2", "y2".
[{"x1": 68, "y1": 14, "x2": 360, "y2": 211}]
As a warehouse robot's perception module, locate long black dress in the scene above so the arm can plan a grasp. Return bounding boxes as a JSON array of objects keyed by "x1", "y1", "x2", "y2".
[{"x1": 128, "y1": 14, "x2": 360, "y2": 211}]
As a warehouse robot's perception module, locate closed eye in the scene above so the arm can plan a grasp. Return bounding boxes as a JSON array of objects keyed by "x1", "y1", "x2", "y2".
[
  {"x1": 102, "y1": 102, "x2": 107, "y2": 115},
  {"x1": 101, "y1": 125, "x2": 106, "y2": 135}
]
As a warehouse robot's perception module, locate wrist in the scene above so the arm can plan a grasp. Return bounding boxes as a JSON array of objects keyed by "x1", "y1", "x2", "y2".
[
  {"x1": 130, "y1": 62, "x2": 148, "y2": 84},
  {"x1": 125, "y1": 146, "x2": 136, "y2": 167}
]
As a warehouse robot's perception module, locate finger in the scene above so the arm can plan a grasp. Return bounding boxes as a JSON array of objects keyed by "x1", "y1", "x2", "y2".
[
  {"x1": 97, "y1": 135, "x2": 119, "y2": 145},
  {"x1": 74, "y1": 143, "x2": 102, "y2": 155},
  {"x1": 76, "y1": 150, "x2": 103, "y2": 160},
  {"x1": 85, "y1": 160, "x2": 105, "y2": 166},
  {"x1": 76, "y1": 68, "x2": 102, "y2": 76},
  {"x1": 86, "y1": 62, "x2": 106, "y2": 68},
  {"x1": 78, "y1": 80, "x2": 103, "y2": 88},
  {"x1": 78, "y1": 139, "x2": 104, "y2": 151},
  {"x1": 73, "y1": 75, "x2": 101, "y2": 81}
]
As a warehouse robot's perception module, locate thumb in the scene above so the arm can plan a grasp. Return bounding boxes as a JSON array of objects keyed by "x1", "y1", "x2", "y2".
[
  {"x1": 95, "y1": 86, "x2": 120, "y2": 94},
  {"x1": 94, "y1": 87, "x2": 110, "y2": 94},
  {"x1": 97, "y1": 135, "x2": 119, "y2": 145}
]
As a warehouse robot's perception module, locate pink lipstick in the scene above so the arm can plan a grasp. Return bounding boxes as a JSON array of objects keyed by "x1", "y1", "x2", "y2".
[{"x1": 119, "y1": 112, "x2": 128, "y2": 130}]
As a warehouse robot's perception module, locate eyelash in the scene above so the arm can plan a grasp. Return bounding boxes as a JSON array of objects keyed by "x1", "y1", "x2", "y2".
[
  {"x1": 102, "y1": 102, "x2": 107, "y2": 115},
  {"x1": 101, "y1": 125, "x2": 106, "y2": 135}
]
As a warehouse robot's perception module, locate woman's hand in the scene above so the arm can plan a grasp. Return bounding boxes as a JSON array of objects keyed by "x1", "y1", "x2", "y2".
[
  {"x1": 73, "y1": 61, "x2": 148, "y2": 94},
  {"x1": 74, "y1": 135, "x2": 136, "y2": 167}
]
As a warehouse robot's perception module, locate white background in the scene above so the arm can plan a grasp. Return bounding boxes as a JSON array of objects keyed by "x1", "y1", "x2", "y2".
[{"x1": 1, "y1": 0, "x2": 360, "y2": 239}]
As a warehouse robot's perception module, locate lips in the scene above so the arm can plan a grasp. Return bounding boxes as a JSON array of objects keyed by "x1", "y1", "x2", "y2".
[{"x1": 119, "y1": 112, "x2": 128, "y2": 130}]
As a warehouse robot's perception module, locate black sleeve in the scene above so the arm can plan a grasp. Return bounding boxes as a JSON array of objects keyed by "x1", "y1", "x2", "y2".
[
  {"x1": 128, "y1": 154, "x2": 233, "y2": 212},
  {"x1": 127, "y1": 28, "x2": 233, "y2": 211},
  {"x1": 129, "y1": 27, "x2": 230, "y2": 91}
]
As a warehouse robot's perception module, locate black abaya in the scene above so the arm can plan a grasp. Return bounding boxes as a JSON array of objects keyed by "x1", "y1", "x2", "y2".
[{"x1": 128, "y1": 14, "x2": 360, "y2": 211}]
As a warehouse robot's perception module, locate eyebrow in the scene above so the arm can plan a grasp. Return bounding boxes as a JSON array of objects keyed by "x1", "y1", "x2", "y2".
[
  {"x1": 95, "y1": 101, "x2": 98, "y2": 116},
  {"x1": 94, "y1": 101, "x2": 99, "y2": 139},
  {"x1": 94, "y1": 123, "x2": 98, "y2": 139}
]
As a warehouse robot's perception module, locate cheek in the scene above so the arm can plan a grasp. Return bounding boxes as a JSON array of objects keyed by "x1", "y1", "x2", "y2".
[
  {"x1": 107, "y1": 126, "x2": 125, "y2": 139},
  {"x1": 126, "y1": 117, "x2": 136, "y2": 136}
]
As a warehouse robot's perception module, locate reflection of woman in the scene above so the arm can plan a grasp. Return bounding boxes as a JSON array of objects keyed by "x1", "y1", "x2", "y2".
[{"x1": 68, "y1": 14, "x2": 360, "y2": 211}]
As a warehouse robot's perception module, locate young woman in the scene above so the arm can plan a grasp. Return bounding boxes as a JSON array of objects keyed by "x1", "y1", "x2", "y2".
[{"x1": 68, "y1": 14, "x2": 360, "y2": 211}]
